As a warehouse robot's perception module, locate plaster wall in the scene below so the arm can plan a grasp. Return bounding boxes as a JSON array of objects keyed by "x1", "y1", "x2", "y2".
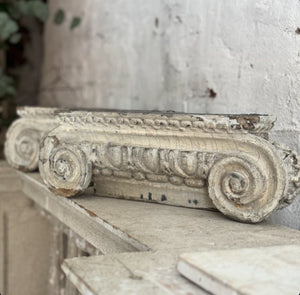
[{"x1": 39, "y1": 0, "x2": 300, "y2": 229}]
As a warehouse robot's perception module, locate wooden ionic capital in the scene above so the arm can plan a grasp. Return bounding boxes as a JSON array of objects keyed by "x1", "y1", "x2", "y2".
[
  {"x1": 35, "y1": 110, "x2": 300, "y2": 223},
  {"x1": 4, "y1": 107, "x2": 60, "y2": 171}
]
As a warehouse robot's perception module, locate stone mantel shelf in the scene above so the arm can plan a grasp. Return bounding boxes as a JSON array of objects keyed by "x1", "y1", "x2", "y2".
[
  {"x1": 11, "y1": 166, "x2": 300, "y2": 295},
  {"x1": 16, "y1": 169, "x2": 300, "y2": 253},
  {"x1": 5, "y1": 107, "x2": 300, "y2": 223}
]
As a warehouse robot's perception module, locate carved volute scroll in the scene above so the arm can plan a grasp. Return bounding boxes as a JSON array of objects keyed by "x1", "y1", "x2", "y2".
[
  {"x1": 36, "y1": 110, "x2": 300, "y2": 223},
  {"x1": 5, "y1": 107, "x2": 60, "y2": 171},
  {"x1": 39, "y1": 136, "x2": 92, "y2": 197}
]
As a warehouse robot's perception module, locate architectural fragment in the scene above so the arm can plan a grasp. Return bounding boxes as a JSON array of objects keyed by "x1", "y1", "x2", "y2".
[{"x1": 35, "y1": 109, "x2": 300, "y2": 223}]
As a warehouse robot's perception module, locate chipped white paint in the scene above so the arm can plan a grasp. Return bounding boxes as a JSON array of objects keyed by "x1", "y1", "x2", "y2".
[
  {"x1": 18, "y1": 172, "x2": 145, "y2": 253},
  {"x1": 4, "y1": 106, "x2": 300, "y2": 222},
  {"x1": 17, "y1": 169, "x2": 300, "y2": 254},
  {"x1": 40, "y1": 0, "x2": 300, "y2": 125},
  {"x1": 37, "y1": 109, "x2": 300, "y2": 223},
  {"x1": 39, "y1": 0, "x2": 300, "y2": 228},
  {"x1": 178, "y1": 246, "x2": 300, "y2": 295},
  {"x1": 3, "y1": 161, "x2": 300, "y2": 294}
]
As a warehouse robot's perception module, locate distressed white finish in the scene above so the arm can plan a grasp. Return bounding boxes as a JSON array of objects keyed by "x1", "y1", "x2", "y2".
[
  {"x1": 40, "y1": 0, "x2": 300, "y2": 121},
  {"x1": 4, "y1": 107, "x2": 300, "y2": 222},
  {"x1": 177, "y1": 245, "x2": 300, "y2": 295},
  {"x1": 39, "y1": 0, "x2": 300, "y2": 228},
  {"x1": 39, "y1": 0, "x2": 300, "y2": 150},
  {"x1": 64, "y1": 245, "x2": 300, "y2": 295},
  {"x1": 18, "y1": 170, "x2": 300, "y2": 253},
  {"x1": 4, "y1": 107, "x2": 60, "y2": 171},
  {"x1": 62, "y1": 252, "x2": 209, "y2": 295},
  {"x1": 37, "y1": 109, "x2": 300, "y2": 223},
  {"x1": 19, "y1": 172, "x2": 144, "y2": 253},
  {"x1": 6, "y1": 164, "x2": 300, "y2": 294}
]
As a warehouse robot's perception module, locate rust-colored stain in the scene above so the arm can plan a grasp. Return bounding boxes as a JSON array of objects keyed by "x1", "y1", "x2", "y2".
[
  {"x1": 52, "y1": 136, "x2": 60, "y2": 147},
  {"x1": 234, "y1": 202, "x2": 243, "y2": 209},
  {"x1": 74, "y1": 203, "x2": 150, "y2": 251},
  {"x1": 50, "y1": 187, "x2": 79, "y2": 197},
  {"x1": 208, "y1": 88, "x2": 217, "y2": 98},
  {"x1": 17, "y1": 165, "x2": 30, "y2": 173},
  {"x1": 101, "y1": 217, "x2": 122, "y2": 232},
  {"x1": 101, "y1": 216, "x2": 141, "y2": 242},
  {"x1": 237, "y1": 116, "x2": 260, "y2": 130},
  {"x1": 229, "y1": 115, "x2": 260, "y2": 131},
  {"x1": 77, "y1": 203, "x2": 134, "y2": 237},
  {"x1": 85, "y1": 208, "x2": 97, "y2": 217},
  {"x1": 77, "y1": 203, "x2": 98, "y2": 217}
]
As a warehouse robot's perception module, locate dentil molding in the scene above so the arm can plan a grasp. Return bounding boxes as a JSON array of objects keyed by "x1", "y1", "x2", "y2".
[{"x1": 5, "y1": 107, "x2": 300, "y2": 223}]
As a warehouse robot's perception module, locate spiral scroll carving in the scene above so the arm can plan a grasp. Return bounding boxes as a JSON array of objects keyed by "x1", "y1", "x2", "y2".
[
  {"x1": 5, "y1": 112, "x2": 59, "y2": 171},
  {"x1": 39, "y1": 137, "x2": 92, "y2": 197},
  {"x1": 5, "y1": 122, "x2": 41, "y2": 171},
  {"x1": 208, "y1": 156, "x2": 271, "y2": 223},
  {"x1": 6, "y1": 108, "x2": 300, "y2": 223}
]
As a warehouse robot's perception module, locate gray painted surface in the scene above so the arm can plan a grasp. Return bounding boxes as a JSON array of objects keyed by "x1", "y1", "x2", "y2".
[
  {"x1": 178, "y1": 246, "x2": 300, "y2": 295},
  {"x1": 39, "y1": 0, "x2": 300, "y2": 229}
]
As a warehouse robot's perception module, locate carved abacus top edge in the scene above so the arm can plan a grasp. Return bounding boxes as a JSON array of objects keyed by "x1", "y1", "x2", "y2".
[
  {"x1": 17, "y1": 106, "x2": 64, "y2": 119},
  {"x1": 57, "y1": 110, "x2": 276, "y2": 135}
]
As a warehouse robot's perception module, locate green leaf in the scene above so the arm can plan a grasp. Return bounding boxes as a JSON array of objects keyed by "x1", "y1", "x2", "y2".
[
  {"x1": 9, "y1": 32, "x2": 22, "y2": 44},
  {"x1": 12, "y1": 1, "x2": 48, "y2": 22},
  {"x1": 0, "y1": 12, "x2": 19, "y2": 40},
  {"x1": 54, "y1": 9, "x2": 65, "y2": 25},
  {"x1": 0, "y1": 12, "x2": 10, "y2": 27},
  {"x1": 16, "y1": 1, "x2": 32, "y2": 15},
  {"x1": 70, "y1": 17, "x2": 81, "y2": 30},
  {"x1": 31, "y1": 1, "x2": 49, "y2": 22}
]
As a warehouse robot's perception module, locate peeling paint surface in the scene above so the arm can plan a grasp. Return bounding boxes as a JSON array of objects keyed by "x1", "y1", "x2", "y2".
[{"x1": 39, "y1": 0, "x2": 300, "y2": 229}]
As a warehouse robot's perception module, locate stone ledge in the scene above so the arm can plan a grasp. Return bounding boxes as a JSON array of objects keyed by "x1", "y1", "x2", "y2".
[
  {"x1": 2, "y1": 162, "x2": 300, "y2": 294},
  {"x1": 16, "y1": 167, "x2": 300, "y2": 254}
]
